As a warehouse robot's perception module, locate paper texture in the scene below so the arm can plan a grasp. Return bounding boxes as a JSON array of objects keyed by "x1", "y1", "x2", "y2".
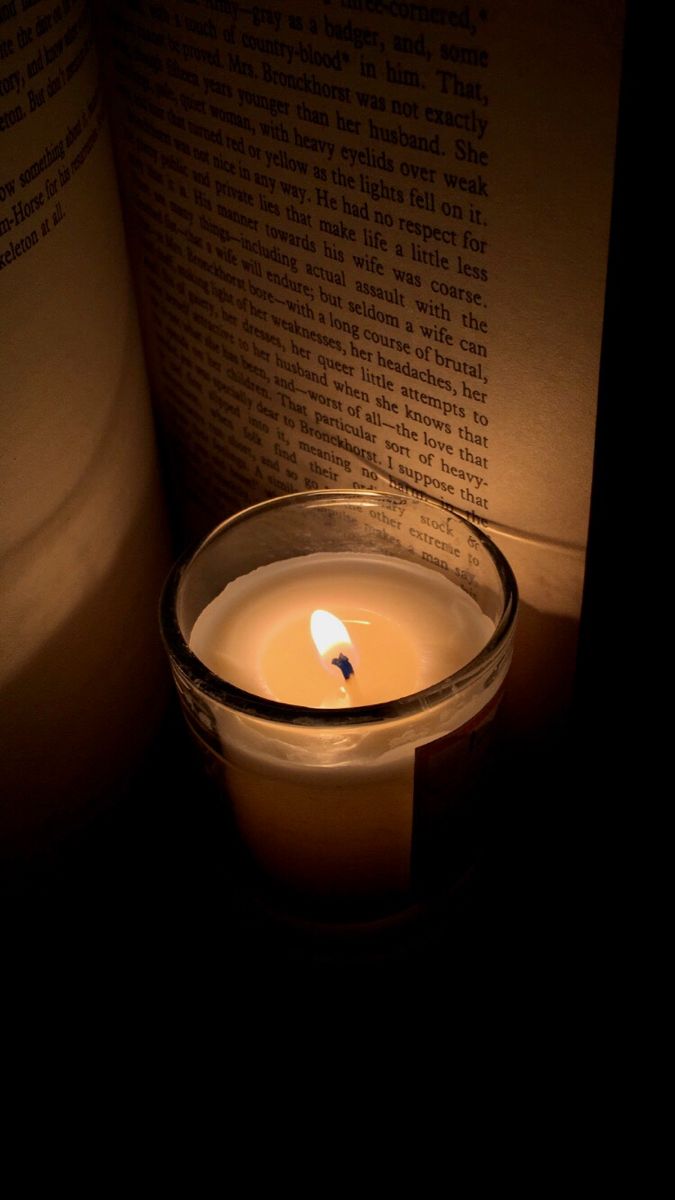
[
  {"x1": 104, "y1": 0, "x2": 623, "y2": 728},
  {"x1": 0, "y1": 0, "x2": 170, "y2": 844}
]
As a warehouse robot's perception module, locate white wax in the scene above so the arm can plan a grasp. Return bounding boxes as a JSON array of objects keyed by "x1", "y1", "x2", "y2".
[
  {"x1": 187, "y1": 552, "x2": 498, "y2": 900},
  {"x1": 190, "y1": 553, "x2": 494, "y2": 708}
]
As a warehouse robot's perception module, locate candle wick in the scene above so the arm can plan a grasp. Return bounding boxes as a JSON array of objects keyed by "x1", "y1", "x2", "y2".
[{"x1": 332, "y1": 652, "x2": 354, "y2": 681}]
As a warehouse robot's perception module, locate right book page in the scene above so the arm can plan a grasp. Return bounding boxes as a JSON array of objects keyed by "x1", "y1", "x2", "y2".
[
  {"x1": 471, "y1": 0, "x2": 623, "y2": 735},
  {"x1": 105, "y1": 0, "x2": 625, "y2": 737}
]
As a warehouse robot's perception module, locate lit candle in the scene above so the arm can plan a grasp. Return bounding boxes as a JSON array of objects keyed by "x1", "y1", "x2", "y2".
[
  {"x1": 161, "y1": 491, "x2": 517, "y2": 913},
  {"x1": 187, "y1": 552, "x2": 498, "y2": 904},
  {"x1": 190, "y1": 553, "x2": 493, "y2": 709}
]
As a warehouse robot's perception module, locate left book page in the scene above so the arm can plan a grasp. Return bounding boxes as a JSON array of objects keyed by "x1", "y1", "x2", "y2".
[{"x1": 0, "y1": 0, "x2": 170, "y2": 852}]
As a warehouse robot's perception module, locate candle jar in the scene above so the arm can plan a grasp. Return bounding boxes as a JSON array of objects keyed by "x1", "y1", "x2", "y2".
[{"x1": 160, "y1": 490, "x2": 517, "y2": 924}]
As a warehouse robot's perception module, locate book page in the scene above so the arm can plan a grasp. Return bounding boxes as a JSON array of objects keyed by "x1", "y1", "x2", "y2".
[
  {"x1": 103, "y1": 0, "x2": 624, "y2": 734},
  {"x1": 0, "y1": 0, "x2": 170, "y2": 846}
]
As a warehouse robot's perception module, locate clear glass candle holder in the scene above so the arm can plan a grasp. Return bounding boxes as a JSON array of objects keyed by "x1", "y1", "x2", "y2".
[{"x1": 160, "y1": 490, "x2": 518, "y2": 923}]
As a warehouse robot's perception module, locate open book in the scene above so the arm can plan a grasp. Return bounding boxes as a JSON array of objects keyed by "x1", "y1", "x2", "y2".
[{"x1": 0, "y1": 0, "x2": 624, "y2": 847}]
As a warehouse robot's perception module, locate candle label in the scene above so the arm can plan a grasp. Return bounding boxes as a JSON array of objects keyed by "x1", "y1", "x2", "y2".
[{"x1": 411, "y1": 686, "x2": 504, "y2": 893}]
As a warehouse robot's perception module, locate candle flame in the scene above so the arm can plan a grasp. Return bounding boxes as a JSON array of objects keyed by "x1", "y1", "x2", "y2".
[
  {"x1": 310, "y1": 609, "x2": 361, "y2": 697},
  {"x1": 310, "y1": 609, "x2": 352, "y2": 658}
]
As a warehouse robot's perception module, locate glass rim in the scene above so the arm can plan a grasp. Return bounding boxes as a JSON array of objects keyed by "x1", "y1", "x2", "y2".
[{"x1": 159, "y1": 489, "x2": 518, "y2": 728}]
